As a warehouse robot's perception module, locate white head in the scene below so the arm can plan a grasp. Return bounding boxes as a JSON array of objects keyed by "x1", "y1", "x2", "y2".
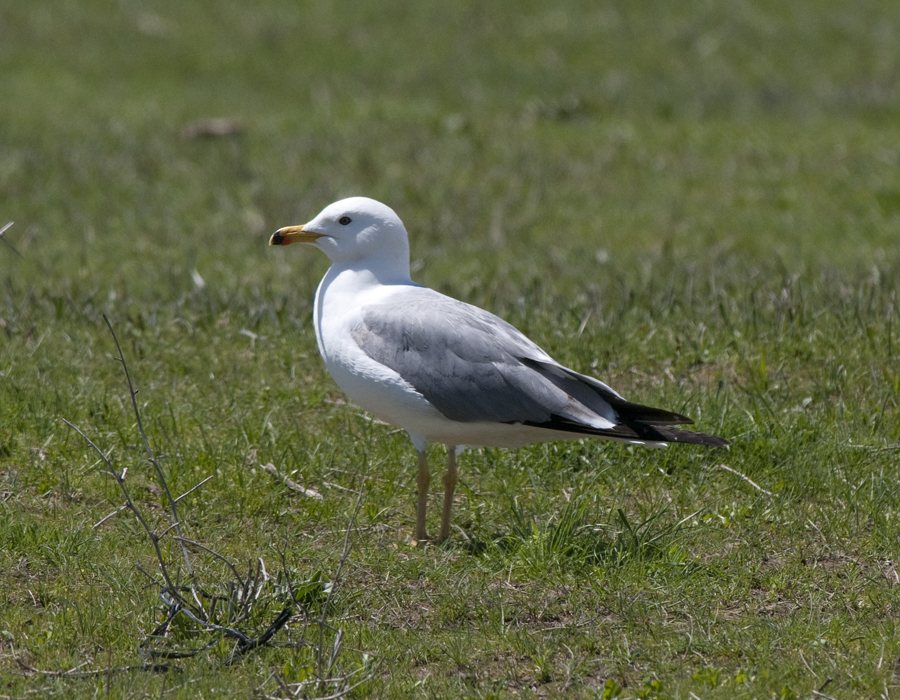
[{"x1": 270, "y1": 197, "x2": 411, "y2": 280}]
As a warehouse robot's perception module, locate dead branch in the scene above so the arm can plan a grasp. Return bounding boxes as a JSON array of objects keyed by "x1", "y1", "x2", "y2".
[
  {"x1": 103, "y1": 314, "x2": 194, "y2": 575},
  {"x1": 260, "y1": 462, "x2": 322, "y2": 499},
  {"x1": 92, "y1": 474, "x2": 211, "y2": 530},
  {"x1": 174, "y1": 475, "x2": 214, "y2": 503},
  {"x1": 712, "y1": 463, "x2": 774, "y2": 497},
  {"x1": 15, "y1": 660, "x2": 180, "y2": 678},
  {"x1": 223, "y1": 607, "x2": 293, "y2": 665},
  {"x1": 58, "y1": 317, "x2": 301, "y2": 675},
  {"x1": 93, "y1": 504, "x2": 128, "y2": 529},
  {"x1": 318, "y1": 491, "x2": 364, "y2": 683},
  {"x1": 0, "y1": 221, "x2": 24, "y2": 259},
  {"x1": 174, "y1": 536, "x2": 242, "y2": 581},
  {"x1": 61, "y1": 418, "x2": 178, "y2": 592}
]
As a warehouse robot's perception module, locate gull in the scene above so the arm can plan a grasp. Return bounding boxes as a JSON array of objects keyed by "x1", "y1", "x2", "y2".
[{"x1": 270, "y1": 197, "x2": 729, "y2": 543}]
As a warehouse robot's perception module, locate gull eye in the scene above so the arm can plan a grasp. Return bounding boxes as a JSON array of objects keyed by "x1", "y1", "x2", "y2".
[{"x1": 339, "y1": 216, "x2": 352, "y2": 225}]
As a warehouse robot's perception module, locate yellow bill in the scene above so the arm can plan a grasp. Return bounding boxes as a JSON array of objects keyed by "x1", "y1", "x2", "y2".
[{"x1": 269, "y1": 225, "x2": 324, "y2": 246}]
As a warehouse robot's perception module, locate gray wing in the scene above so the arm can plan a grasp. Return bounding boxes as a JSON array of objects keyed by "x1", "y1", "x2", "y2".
[{"x1": 349, "y1": 288, "x2": 703, "y2": 439}]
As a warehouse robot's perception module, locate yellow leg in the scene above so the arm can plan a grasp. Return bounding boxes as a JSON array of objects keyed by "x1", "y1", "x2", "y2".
[
  {"x1": 439, "y1": 446, "x2": 458, "y2": 543},
  {"x1": 416, "y1": 450, "x2": 430, "y2": 542}
]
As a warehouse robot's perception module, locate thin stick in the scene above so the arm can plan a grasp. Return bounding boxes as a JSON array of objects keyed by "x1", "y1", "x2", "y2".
[
  {"x1": 103, "y1": 314, "x2": 193, "y2": 575},
  {"x1": 713, "y1": 464, "x2": 774, "y2": 497},
  {"x1": 93, "y1": 504, "x2": 128, "y2": 529},
  {"x1": 223, "y1": 607, "x2": 293, "y2": 665},
  {"x1": 174, "y1": 475, "x2": 214, "y2": 503},
  {"x1": 135, "y1": 562, "x2": 163, "y2": 587},
  {"x1": 277, "y1": 546, "x2": 313, "y2": 646},
  {"x1": 16, "y1": 660, "x2": 179, "y2": 678},
  {"x1": 260, "y1": 462, "x2": 322, "y2": 499},
  {"x1": 308, "y1": 674, "x2": 376, "y2": 700},
  {"x1": 318, "y1": 491, "x2": 364, "y2": 683},
  {"x1": 164, "y1": 598, "x2": 293, "y2": 662},
  {"x1": 0, "y1": 221, "x2": 24, "y2": 259},
  {"x1": 326, "y1": 627, "x2": 344, "y2": 679},
  {"x1": 272, "y1": 671, "x2": 293, "y2": 696},
  {"x1": 62, "y1": 418, "x2": 177, "y2": 592},
  {"x1": 173, "y1": 537, "x2": 242, "y2": 581}
]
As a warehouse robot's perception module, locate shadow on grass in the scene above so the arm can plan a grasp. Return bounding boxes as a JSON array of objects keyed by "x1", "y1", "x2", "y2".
[{"x1": 463, "y1": 496, "x2": 701, "y2": 576}]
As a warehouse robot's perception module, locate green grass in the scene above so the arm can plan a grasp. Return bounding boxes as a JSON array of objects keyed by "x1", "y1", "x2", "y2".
[{"x1": 3, "y1": 0, "x2": 900, "y2": 697}]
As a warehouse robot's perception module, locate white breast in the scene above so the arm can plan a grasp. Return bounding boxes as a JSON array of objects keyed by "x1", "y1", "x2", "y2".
[{"x1": 313, "y1": 266, "x2": 455, "y2": 450}]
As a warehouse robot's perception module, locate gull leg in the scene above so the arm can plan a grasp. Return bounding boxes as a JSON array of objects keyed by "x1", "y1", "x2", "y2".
[
  {"x1": 416, "y1": 449, "x2": 430, "y2": 542},
  {"x1": 439, "y1": 446, "x2": 458, "y2": 543}
]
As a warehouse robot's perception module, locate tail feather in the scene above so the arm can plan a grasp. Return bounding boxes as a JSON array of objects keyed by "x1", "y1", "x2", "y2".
[
  {"x1": 642, "y1": 424, "x2": 730, "y2": 448},
  {"x1": 516, "y1": 358, "x2": 730, "y2": 447},
  {"x1": 520, "y1": 415, "x2": 730, "y2": 448}
]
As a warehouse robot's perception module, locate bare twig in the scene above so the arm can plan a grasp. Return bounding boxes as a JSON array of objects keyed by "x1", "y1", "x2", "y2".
[
  {"x1": 712, "y1": 464, "x2": 774, "y2": 497},
  {"x1": 0, "y1": 221, "x2": 24, "y2": 259},
  {"x1": 260, "y1": 462, "x2": 322, "y2": 499},
  {"x1": 16, "y1": 660, "x2": 179, "y2": 678},
  {"x1": 174, "y1": 475, "x2": 214, "y2": 503},
  {"x1": 62, "y1": 418, "x2": 178, "y2": 592},
  {"x1": 223, "y1": 607, "x2": 293, "y2": 665},
  {"x1": 272, "y1": 671, "x2": 294, "y2": 696},
  {"x1": 258, "y1": 667, "x2": 374, "y2": 700},
  {"x1": 846, "y1": 444, "x2": 900, "y2": 452},
  {"x1": 57, "y1": 317, "x2": 311, "y2": 674},
  {"x1": 154, "y1": 594, "x2": 292, "y2": 665},
  {"x1": 173, "y1": 537, "x2": 242, "y2": 581},
  {"x1": 170, "y1": 602, "x2": 254, "y2": 646},
  {"x1": 812, "y1": 678, "x2": 835, "y2": 699},
  {"x1": 321, "y1": 481, "x2": 362, "y2": 495},
  {"x1": 326, "y1": 628, "x2": 344, "y2": 679},
  {"x1": 103, "y1": 314, "x2": 194, "y2": 575},
  {"x1": 309, "y1": 674, "x2": 373, "y2": 700},
  {"x1": 277, "y1": 546, "x2": 314, "y2": 645},
  {"x1": 135, "y1": 562, "x2": 164, "y2": 587},
  {"x1": 318, "y1": 491, "x2": 364, "y2": 683},
  {"x1": 93, "y1": 504, "x2": 129, "y2": 529}
]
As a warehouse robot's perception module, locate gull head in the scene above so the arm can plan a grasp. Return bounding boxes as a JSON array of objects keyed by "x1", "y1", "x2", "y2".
[{"x1": 269, "y1": 197, "x2": 410, "y2": 268}]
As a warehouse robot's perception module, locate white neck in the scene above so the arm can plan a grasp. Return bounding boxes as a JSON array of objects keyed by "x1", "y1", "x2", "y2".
[{"x1": 325, "y1": 252, "x2": 412, "y2": 288}]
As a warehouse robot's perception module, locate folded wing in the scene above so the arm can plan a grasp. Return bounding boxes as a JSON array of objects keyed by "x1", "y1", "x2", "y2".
[{"x1": 351, "y1": 288, "x2": 729, "y2": 448}]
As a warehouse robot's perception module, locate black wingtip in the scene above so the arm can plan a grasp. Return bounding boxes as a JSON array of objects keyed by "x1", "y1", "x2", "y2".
[
  {"x1": 519, "y1": 415, "x2": 730, "y2": 447},
  {"x1": 651, "y1": 425, "x2": 731, "y2": 448}
]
